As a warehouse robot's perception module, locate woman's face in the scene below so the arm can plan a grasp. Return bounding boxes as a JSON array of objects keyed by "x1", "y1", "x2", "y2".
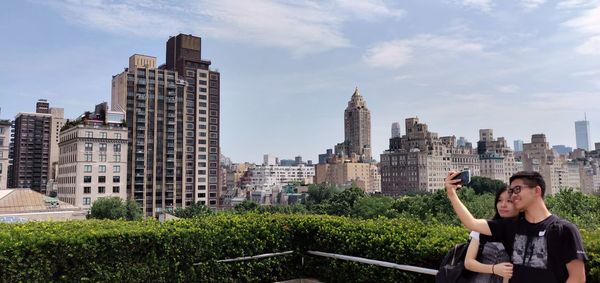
[{"x1": 497, "y1": 191, "x2": 519, "y2": 218}]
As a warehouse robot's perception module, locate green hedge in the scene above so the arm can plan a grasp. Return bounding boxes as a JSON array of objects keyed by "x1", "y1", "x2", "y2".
[{"x1": 0, "y1": 214, "x2": 598, "y2": 282}]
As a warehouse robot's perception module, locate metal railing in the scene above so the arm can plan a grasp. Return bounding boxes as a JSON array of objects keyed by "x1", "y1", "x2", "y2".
[{"x1": 194, "y1": 250, "x2": 438, "y2": 276}]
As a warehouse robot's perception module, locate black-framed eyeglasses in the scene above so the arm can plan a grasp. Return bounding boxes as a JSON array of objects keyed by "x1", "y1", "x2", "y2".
[{"x1": 508, "y1": 185, "x2": 529, "y2": 195}]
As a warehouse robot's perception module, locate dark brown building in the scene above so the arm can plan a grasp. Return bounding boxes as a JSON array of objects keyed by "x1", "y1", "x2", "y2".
[
  {"x1": 11, "y1": 108, "x2": 52, "y2": 192},
  {"x1": 112, "y1": 34, "x2": 221, "y2": 216}
]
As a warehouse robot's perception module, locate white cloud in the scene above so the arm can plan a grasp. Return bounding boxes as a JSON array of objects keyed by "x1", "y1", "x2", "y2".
[
  {"x1": 528, "y1": 91, "x2": 600, "y2": 111},
  {"x1": 520, "y1": 0, "x2": 546, "y2": 11},
  {"x1": 449, "y1": 0, "x2": 493, "y2": 12},
  {"x1": 363, "y1": 35, "x2": 484, "y2": 69},
  {"x1": 363, "y1": 40, "x2": 412, "y2": 69},
  {"x1": 576, "y1": 35, "x2": 600, "y2": 55},
  {"x1": 557, "y1": 0, "x2": 600, "y2": 9},
  {"x1": 563, "y1": 4, "x2": 600, "y2": 55},
  {"x1": 333, "y1": 0, "x2": 405, "y2": 21},
  {"x1": 40, "y1": 0, "x2": 405, "y2": 56},
  {"x1": 564, "y1": 5, "x2": 600, "y2": 34},
  {"x1": 497, "y1": 84, "x2": 520, "y2": 93}
]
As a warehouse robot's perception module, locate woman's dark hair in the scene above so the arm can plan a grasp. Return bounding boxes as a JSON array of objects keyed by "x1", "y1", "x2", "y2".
[{"x1": 492, "y1": 184, "x2": 509, "y2": 220}]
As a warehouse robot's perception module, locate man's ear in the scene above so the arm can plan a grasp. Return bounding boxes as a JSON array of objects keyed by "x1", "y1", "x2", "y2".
[{"x1": 535, "y1": 186, "x2": 542, "y2": 197}]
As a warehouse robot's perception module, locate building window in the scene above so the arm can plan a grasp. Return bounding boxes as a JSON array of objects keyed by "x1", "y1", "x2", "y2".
[
  {"x1": 114, "y1": 154, "x2": 121, "y2": 162},
  {"x1": 100, "y1": 154, "x2": 107, "y2": 162},
  {"x1": 100, "y1": 132, "x2": 107, "y2": 139},
  {"x1": 84, "y1": 187, "x2": 91, "y2": 194},
  {"x1": 85, "y1": 143, "x2": 93, "y2": 151},
  {"x1": 114, "y1": 144, "x2": 121, "y2": 152},
  {"x1": 113, "y1": 186, "x2": 120, "y2": 193},
  {"x1": 84, "y1": 176, "x2": 92, "y2": 183},
  {"x1": 98, "y1": 186, "x2": 105, "y2": 194},
  {"x1": 113, "y1": 165, "x2": 121, "y2": 173},
  {"x1": 99, "y1": 165, "x2": 106, "y2": 173},
  {"x1": 99, "y1": 143, "x2": 107, "y2": 152},
  {"x1": 83, "y1": 197, "x2": 91, "y2": 205},
  {"x1": 113, "y1": 176, "x2": 120, "y2": 183},
  {"x1": 115, "y1": 133, "x2": 122, "y2": 139},
  {"x1": 98, "y1": 176, "x2": 106, "y2": 183},
  {"x1": 85, "y1": 131, "x2": 93, "y2": 138},
  {"x1": 85, "y1": 153, "x2": 93, "y2": 162},
  {"x1": 84, "y1": 165, "x2": 92, "y2": 173}
]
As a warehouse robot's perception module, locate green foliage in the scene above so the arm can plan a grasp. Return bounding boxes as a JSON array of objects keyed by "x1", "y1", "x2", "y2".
[
  {"x1": 173, "y1": 202, "x2": 213, "y2": 218},
  {"x1": 89, "y1": 197, "x2": 128, "y2": 220},
  {"x1": 351, "y1": 195, "x2": 397, "y2": 219},
  {"x1": 468, "y1": 176, "x2": 507, "y2": 194},
  {"x1": 125, "y1": 199, "x2": 143, "y2": 221},
  {"x1": 0, "y1": 214, "x2": 598, "y2": 282},
  {"x1": 89, "y1": 197, "x2": 143, "y2": 221},
  {"x1": 234, "y1": 200, "x2": 260, "y2": 213},
  {"x1": 306, "y1": 184, "x2": 338, "y2": 204},
  {"x1": 325, "y1": 186, "x2": 365, "y2": 216},
  {"x1": 546, "y1": 188, "x2": 600, "y2": 229}
]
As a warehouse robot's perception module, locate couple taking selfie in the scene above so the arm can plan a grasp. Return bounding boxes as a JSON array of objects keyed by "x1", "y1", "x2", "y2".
[{"x1": 443, "y1": 170, "x2": 587, "y2": 283}]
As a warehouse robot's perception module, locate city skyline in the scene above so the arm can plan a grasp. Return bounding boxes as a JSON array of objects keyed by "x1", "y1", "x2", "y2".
[{"x1": 2, "y1": 1, "x2": 600, "y2": 164}]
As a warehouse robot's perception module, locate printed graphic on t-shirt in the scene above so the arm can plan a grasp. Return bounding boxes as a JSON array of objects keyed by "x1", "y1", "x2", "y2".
[{"x1": 512, "y1": 234, "x2": 548, "y2": 269}]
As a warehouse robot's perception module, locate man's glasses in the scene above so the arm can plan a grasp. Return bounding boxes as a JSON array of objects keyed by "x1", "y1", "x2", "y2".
[{"x1": 508, "y1": 185, "x2": 529, "y2": 195}]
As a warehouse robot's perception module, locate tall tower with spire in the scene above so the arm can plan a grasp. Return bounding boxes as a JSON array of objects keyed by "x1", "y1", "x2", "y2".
[{"x1": 343, "y1": 87, "x2": 372, "y2": 162}]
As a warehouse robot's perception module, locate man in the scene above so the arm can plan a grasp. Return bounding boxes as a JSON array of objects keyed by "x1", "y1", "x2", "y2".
[{"x1": 445, "y1": 171, "x2": 587, "y2": 283}]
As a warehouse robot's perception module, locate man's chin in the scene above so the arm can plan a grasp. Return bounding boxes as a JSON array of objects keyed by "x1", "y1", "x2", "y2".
[{"x1": 513, "y1": 200, "x2": 524, "y2": 210}]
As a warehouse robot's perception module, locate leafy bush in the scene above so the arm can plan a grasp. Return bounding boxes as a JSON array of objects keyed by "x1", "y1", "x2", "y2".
[
  {"x1": 89, "y1": 197, "x2": 143, "y2": 221},
  {"x1": 0, "y1": 214, "x2": 598, "y2": 282}
]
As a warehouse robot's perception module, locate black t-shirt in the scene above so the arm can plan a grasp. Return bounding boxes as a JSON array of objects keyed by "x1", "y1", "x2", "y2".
[{"x1": 487, "y1": 215, "x2": 587, "y2": 283}]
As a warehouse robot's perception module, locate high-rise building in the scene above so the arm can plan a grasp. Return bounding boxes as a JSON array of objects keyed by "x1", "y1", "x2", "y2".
[
  {"x1": 575, "y1": 119, "x2": 590, "y2": 151},
  {"x1": 263, "y1": 154, "x2": 278, "y2": 166},
  {"x1": 0, "y1": 119, "x2": 11, "y2": 190},
  {"x1": 315, "y1": 88, "x2": 379, "y2": 192},
  {"x1": 552, "y1": 145, "x2": 573, "y2": 155},
  {"x1": 56, "y1": 106, "x2": 128, "y2": 209},
  {"x1": 457, "y1": 137, "x2": 468, "y2": 147},
  {"x1": 111, "y1": 34, "x2": 221, "y2": 216},
  {"x1": 477, "y1": 131, "x2": 518, "y2": 183},
  {"x1": 318, "y1": 149, "x2": 334, "y2": 164},
  {"x1": 522, "y1": 134, "x2": 562, "y2": 194},
  {"x1": 391, "y1": 122, "x2": 401, "y2": 138},
  {"x1": 339, "y1": 87, "x2": 371, "y2": 162},
  {"x1": 513, "y1": 140, "x2": 523, "y2": 152},
  {"x1": 10, "y1": 100, "x2": 64, "y2": 193},
  {"x1": 379, "y1": 117, "x2": 479, "y2": 196}
]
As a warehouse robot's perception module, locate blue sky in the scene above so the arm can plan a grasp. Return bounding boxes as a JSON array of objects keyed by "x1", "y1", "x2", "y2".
[{"x1": 1, "y1": 0, "x2": 600, "y2": 164}]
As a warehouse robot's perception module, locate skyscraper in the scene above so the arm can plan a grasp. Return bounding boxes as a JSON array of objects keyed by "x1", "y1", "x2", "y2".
[
  {"x1": 342, "y1": 87, "x2": 371, "y2": 162},
  {"x1": 111, "y1": 34, "x2": 221, "y2": 216},
  {"x1": 513, "y1": 140, "x2": 524, "y2": 152},
  {"x1": 391, "y1": 122, "x2": 401, "y2": 138},
  {"x1": 575, "y1": 118, "x2": 590, "y2": 151},
  {"x1": 10, "y1": 100, "x2": 64, "y2": 193}
]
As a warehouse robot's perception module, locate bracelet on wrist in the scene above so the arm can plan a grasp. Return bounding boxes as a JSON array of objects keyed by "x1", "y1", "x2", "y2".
[{"x1": 491, "y1": 264, "x2": 495, "y2": 275}]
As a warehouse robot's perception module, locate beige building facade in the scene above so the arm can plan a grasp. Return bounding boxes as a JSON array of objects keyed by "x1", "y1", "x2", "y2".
[
  {"x1": 314, "y1": 158, "x2": 381, "y2": 193},
  {"x1": 380, "y1": 118, "x2": 480, "y2": 196},
  {"x1": 476, "y1": 129, "x2": 518, "y2": 184},
  {"x1": 56, "y1": 123, "x2": 128, "y2": 209}
]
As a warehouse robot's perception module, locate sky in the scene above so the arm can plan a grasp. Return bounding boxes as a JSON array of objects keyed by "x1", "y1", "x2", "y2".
[{"x1": 1, "y1": 0, "x2": 600, "y2": 164}]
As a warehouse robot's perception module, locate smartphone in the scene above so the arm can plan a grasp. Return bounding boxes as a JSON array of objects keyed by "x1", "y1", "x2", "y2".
[{"x1": 452, "y1": 170, "x2": 471, "y2": 185}]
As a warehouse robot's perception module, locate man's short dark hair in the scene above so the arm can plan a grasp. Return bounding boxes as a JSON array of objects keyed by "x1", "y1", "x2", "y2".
[{"x1": 509, "y1": 171, "x2": 546, "y2": 197}]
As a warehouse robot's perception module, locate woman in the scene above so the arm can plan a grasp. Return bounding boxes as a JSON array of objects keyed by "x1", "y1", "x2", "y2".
[{"x1": 464, "y1": 186, "x2": 518, "y2": 283}]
